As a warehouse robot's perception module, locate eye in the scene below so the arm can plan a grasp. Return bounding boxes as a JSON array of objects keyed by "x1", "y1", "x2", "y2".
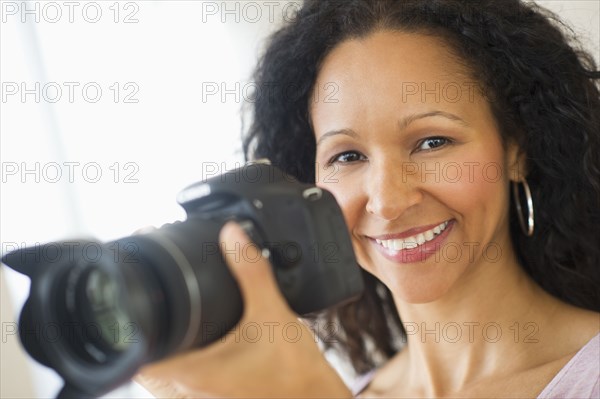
[
  {"x1": 417, "y1": 136, "x2": 453, "y2": 152},
  {"x1": 328, "y1": 151, "x2": 366, "y2": 165}
]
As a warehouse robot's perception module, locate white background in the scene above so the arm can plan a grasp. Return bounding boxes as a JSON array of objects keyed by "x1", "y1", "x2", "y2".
[{"x1": 1, "y1": 1, "x2": 598, "y2": 397}]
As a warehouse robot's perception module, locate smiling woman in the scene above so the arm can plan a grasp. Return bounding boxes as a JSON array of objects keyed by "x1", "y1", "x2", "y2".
[
  {"x1": 311, "y1": 31, "x2": 518, "y2": 306},
  {"x1": 239, "y1": 0, "x2": 600, "y2": 397}
]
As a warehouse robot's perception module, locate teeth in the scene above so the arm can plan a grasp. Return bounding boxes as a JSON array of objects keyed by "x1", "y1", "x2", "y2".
[
  {"x1": 375, "y1": 221, "x2": 449, "y2": 251},
  {"x1": 404, "y1": 241, "x2": 418, "y2": 249},
  {"x1": 424, "y1": 230, "x2": 434, "y2": 241}
]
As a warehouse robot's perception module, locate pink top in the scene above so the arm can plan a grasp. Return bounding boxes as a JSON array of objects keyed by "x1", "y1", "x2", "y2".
[
  {"x1": 537, "y1": 332, "x2": 599, "y2": 398},
  {"x1": 352, "y1": 333, "x2": 600, "y2": 398}
]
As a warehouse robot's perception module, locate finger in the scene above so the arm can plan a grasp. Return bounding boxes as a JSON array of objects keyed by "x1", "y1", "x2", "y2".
[{"x1": 219, "y1": 221, "x2": 290, "y2": 313}]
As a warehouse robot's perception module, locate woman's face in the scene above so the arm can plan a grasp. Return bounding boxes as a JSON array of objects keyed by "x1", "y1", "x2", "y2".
[{"x1": 311, "y1": 31, "x2": 521, "y2": 303}]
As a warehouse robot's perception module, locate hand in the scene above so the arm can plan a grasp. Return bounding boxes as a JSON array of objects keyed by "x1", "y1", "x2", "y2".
[{"x1": 136, "y1": 221, "x2": 352, "y2": 398}]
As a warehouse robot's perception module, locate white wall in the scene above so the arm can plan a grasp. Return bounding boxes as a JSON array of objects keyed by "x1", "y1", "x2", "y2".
[{"x1": 1, "y1": 1, "x2": 598, "y2": 397}]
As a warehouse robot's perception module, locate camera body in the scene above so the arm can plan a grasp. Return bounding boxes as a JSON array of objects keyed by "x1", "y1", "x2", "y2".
[{"x1": 2, "y1": 162, "x2": 364, "y2": 398}]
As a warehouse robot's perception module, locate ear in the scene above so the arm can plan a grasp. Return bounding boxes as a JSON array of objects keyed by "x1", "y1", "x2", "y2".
[{"x1": 506, "y1": 139, "x2": 527, "y2": 182}]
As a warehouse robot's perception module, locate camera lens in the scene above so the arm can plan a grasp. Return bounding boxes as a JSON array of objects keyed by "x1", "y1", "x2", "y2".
[
  {"x1": 58, "y1": 219, "x2": 246, "y2": 369},
  {"x1": 83, "y1": 267, "x2": 132, "y2": 352},
  {"x1": 66, "y1": 263, "x2": 137, "y2": 363}
]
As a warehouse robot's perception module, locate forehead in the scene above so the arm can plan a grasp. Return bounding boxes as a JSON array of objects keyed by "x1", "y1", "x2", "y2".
[
  {"x1": 314, "y1": 30, "x2": 471, "y2": 91},
  {"x1": 309, "y1": 30, "x2": 485, "y2": 130}
]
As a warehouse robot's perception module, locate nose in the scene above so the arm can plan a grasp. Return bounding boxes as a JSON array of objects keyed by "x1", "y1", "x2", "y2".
[{"x1": 365, "y1": 160, "x2": 423, "y2": 220}]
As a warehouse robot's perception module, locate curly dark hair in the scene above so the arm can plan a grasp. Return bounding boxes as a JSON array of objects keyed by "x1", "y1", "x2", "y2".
[{"x1": 242, "y1": 0, "x2": 600, "y2": 374}]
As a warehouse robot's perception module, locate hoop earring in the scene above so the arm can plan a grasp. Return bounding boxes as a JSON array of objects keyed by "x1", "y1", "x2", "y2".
[{"x1": 512, "y1": 179, "x2": 534, "y2": 236}]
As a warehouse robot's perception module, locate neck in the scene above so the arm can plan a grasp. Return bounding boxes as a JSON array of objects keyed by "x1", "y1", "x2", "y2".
[{"x1": 393, "y1": 247, "x2": 559, "y2": 396}]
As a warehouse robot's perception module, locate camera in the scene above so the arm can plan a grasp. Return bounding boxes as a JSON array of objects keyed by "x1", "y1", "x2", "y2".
[{"x1": 1, "y1": 161, "x2": 364, "y2": 398}]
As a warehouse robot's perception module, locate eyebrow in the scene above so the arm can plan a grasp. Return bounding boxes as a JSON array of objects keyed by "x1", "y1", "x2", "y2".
[
  {"x1": 316, "y1": 110, "x2": 469, "y2": 146},
  {"x1": 398, "y1": 110, "x2": 469, "y2": 130},
  {"x1": 316, "y1": 128, "x2": 359, "y2": 146}
]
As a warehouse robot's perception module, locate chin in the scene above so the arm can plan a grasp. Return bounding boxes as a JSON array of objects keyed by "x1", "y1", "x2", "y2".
[
  {"x1": 361, "y1": 260, "x2": 457, "y2": 306},
  {"x1": 395, "y1": 287, "x2": 450, "y2": 304}
]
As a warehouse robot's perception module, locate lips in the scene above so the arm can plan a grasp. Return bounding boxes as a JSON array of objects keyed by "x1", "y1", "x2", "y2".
[
  {"x1": 369, "y1": 219, "x2": 455, "y2": 264},
  {"x1": 375, "y1": 220, "x2": 450, "y2": 250}
]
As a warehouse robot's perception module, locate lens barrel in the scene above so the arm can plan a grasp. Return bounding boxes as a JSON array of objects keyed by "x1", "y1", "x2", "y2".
[{"x1": 64, "y1": 216, "x2": 245, "y2": 366}]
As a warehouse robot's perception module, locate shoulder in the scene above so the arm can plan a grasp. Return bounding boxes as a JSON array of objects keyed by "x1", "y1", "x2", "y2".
[{"x1": 537, "y1": 332, "x2": 599, "y2": 399}]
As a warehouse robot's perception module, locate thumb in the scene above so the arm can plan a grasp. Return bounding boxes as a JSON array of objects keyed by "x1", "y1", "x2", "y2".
[{"x1": 219, "y1": 221, "x2": 290, "y2": 314}]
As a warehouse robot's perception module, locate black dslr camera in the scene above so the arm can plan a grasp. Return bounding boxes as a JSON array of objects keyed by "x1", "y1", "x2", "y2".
[{"x1": 1, "y1": 161, "x2": 364, "y2": 398}]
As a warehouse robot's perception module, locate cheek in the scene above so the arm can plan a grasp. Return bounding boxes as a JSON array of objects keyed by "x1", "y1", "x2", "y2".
[{"x1": 427, "y1": 149, "x2": 509, "y2": 236}]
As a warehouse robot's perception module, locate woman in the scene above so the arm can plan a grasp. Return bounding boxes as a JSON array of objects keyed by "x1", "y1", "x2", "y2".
[{"x1": 139, "y1": 0, "x2": 599, "y2": 397}]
